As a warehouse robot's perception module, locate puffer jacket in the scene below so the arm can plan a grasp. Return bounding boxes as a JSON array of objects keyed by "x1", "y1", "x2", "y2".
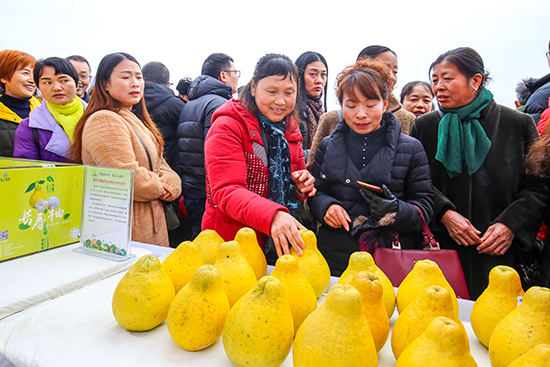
[
  {"x1": 144, "y1": 82, "x2": 185, "y2": 172},
  {"x1": 176, "y1": 75, "x2": 232, "y2": 199},
  {"x1": 0, "y1": 96, "x2": 40, "y2": 157},
  {"x1": 202, "y1": 99, "x2": 307, "y2": 247},
  {"x1": 308, "y1": 112, "x2": 433, "y2": 275}
]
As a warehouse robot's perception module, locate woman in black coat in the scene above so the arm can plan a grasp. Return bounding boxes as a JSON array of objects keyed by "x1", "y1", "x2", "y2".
[
  {"x1": 308, "y1": 58, "x2": 433, "y2": 276},
  {"x1": 410, "y1": 47, "x2": 548, "y2": 299}
]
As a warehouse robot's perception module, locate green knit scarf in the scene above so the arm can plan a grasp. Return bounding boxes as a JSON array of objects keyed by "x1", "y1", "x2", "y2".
[
  {"x1": 435, "y1": 87, "x2": 494, "y2": 178},
  {"x1": 46, "y1": 96, "x2": 84, "y2": 144}
]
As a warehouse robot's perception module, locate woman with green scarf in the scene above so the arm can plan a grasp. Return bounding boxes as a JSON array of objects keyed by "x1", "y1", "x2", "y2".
[
  {"x1": 14, "y1": 57, "x2": 85, "y2": 162},
  {"x1": 410, "y1": 47, "x2": 548, "y2": 299}
]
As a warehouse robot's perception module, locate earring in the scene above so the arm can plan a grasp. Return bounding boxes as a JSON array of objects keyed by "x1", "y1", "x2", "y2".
[{"x1": 474, "y1": 87, "x2": 478, "y2": 92}]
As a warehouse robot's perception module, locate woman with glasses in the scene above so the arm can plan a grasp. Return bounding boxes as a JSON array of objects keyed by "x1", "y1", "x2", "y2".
[
  {"x1": 71, "y1": 52, "x2": 181, "y2": 247},
  {"x1": 410, "y1": 47, "x2": 548, "y2": 299},
  {"x1": 203, "y1": 54, "x2": 316, "y2": 257},
  {"x1": 14, "y1": 57, "x2": 86, "y2": 162},
  {"x1": 0, "y1": 49, "x2": 40, "y2": 157}
]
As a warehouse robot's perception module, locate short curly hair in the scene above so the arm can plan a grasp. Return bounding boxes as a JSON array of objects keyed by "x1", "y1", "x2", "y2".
[{"x1": 336, "y1": 58, "x2": 394, "y2": 106}]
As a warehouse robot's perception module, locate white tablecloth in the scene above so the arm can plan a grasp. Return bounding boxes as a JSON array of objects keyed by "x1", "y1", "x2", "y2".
[
  {"x1": 0, "y1": 268, "x2": 490, "y2": 367},
  {"x1": 0, "y1": 243, "x2": 152, "y2": 321}
]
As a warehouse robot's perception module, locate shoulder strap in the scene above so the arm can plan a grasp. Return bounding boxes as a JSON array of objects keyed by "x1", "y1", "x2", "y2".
[
  {"x1": 414, "y1": 205, "x2": 440, "y2": 250},
  {"x1": 32, "y1": 127, "x2": 41, "y2": 160},
  {"x1": 132, "y1": 131, "x2": 153, "y2": 171}
]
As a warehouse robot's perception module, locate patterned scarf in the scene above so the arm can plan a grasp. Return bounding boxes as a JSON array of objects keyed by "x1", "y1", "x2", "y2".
[
  {"x1": 258, "y1": 114, "x2": 297, "y2": 214},
  {"x1": 304, "y1": 95, "x2": 324, "y2": 148},
  {"x1": 436, "y1": 88, "x2": 494, "y2": 178}
]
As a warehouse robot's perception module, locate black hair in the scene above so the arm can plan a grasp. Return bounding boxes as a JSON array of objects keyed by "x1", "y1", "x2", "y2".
[
  {"x1": 66, "y1": 55, "x2": 91, "y2": 72},
  {"x1": 34, "y1": 57, "x2": 80, "y2": 87},
  {"x1": 429, "y1": 47, "x2": 491, "y2": 94},
  {"x1": 357, "y1": 45, "x2": 397, "y2": 61},
  {"x1": 201, "y1": 53, "x2": 233, "y2": 79},
  {"x1": 142, "y1": 61, "x2": 170, "y2": 85},
  {"x1": 295, "y1": 51, "x2": 328, "y2": 113},
  {"x1": 515, "y1": 77, "x2": 537, "y2": 106},
  {"x1": 176, "y1": 77, "x2": 192, "y2": 95},
  {"x1": 399, "y1": 81, "x2": 434, "y2": 104},
  {"x1": 241, "y1": 53, "x2": 300, "y2": 123}
]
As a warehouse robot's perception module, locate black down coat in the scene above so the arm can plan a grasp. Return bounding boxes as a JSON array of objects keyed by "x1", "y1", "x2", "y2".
[
  {"x1": 144, "y1": 82, "x2": 185, "y2": 173},
  {"x1": 176, "y1": 75, "x2": 232, "y2": 199},
  {"x1": 308, "y1": 112, "x2": 433, "y2": 275},
  {"x1": 410, "y1": 99, "x2": 549, "y2": 299}
]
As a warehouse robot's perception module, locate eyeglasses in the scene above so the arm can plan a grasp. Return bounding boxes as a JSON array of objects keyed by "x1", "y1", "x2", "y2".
[
  {"x1": 223, "y1": 70, "x2": 241, "y2": 78},
  {"x1": 79, "y1": 73, "x2": 91, "y2": 80}
]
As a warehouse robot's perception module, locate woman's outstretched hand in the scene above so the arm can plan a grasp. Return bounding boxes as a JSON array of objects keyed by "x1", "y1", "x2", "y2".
[
  {"x1": 324, "y1": 204, "x2": 351, "y2": 231},
  {"x1": 270, "y1": 210, "x2": 306, "y2": 257},
  {"x1": 292, "y1": 170, "x2": 316, "y2": 197}
]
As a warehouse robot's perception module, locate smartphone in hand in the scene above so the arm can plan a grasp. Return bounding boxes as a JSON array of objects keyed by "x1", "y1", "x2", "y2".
[{"x1": 356, "y1": 180, "x2": 384, "y2": 195}]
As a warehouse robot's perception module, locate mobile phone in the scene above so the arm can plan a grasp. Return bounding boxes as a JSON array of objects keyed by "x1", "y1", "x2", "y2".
[{"x1": 356, "y1": 180, "x2": 384, "y2": 195}]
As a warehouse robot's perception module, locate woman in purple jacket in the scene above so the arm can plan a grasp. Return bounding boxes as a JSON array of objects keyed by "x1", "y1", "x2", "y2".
[{"x1": 14, "y1": 57, "x2": 86, "y2": 162}]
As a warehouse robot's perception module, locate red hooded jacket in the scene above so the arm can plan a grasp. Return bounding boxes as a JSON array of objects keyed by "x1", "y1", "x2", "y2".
[{"x1": 202, "y1": 99, "x2": 307, "y2": 247}]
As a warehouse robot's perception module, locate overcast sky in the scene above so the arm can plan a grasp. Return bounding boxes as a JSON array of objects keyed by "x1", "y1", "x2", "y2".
[{"x1": 2, "y1": 0, "x2": 548, "y2": 111}]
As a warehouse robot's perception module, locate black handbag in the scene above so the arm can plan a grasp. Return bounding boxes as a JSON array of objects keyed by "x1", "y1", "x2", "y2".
[{"x1": 133, "y1": 130, "x2": 180, "y2": 231}]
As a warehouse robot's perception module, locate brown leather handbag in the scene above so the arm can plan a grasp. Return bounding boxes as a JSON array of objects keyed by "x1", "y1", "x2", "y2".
[{"x1": 372, "y1": 207, "x2": 470, "y2": 300}]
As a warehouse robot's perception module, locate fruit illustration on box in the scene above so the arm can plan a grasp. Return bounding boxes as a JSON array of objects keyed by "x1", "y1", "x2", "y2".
[
  {"x1": 29, "y1": 184, "x2": 47, "y2": 209},
  {"x1": 26, "y1": 176, "x2": 60, "y2": 212}
]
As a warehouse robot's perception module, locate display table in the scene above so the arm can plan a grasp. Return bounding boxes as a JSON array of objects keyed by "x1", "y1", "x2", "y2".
[
  {"x1": 0, "y1": 243, "x2": 152, "y2": 322},
  {"x1": 0, "y1": 263, "x2": 491, "y2": 367}
]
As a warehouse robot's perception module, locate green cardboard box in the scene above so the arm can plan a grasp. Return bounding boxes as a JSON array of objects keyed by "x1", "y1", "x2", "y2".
[{"x1": 0, "y1": 158, "x2": 84, "y2": 262}]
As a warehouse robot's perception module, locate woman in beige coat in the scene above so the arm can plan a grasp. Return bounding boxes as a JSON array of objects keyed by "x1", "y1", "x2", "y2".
[{"x1": 71, "y1": 53, "x2": 181, "y2": 247}]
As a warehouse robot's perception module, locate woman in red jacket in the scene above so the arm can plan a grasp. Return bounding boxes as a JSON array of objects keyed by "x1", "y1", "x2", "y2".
[{"x1": 203, "y1": 54, "x2": 316, "y2": 257}]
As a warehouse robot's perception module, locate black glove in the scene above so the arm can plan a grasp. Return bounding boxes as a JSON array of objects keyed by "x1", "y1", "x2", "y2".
[{"x1": 359, "y1": 184, "x2": 398, "y2": 224}]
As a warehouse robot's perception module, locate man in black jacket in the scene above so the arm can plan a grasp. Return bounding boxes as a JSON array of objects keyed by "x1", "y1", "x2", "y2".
[
  {"x1": 177, "y1": 53, "x2": 238, "y2": 239},
  {"x1": 142, "y1": 61, "x2": 185, "y2": 172}
]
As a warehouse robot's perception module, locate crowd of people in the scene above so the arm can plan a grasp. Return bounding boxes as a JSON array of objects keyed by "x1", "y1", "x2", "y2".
[{"x1": 1, "y1": 42, "x2": 550, "y2": 299}]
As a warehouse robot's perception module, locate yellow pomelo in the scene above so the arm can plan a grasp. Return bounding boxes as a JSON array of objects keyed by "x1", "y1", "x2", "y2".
[
  {"x1": 112, "y1": 254, "x2": 175, "y2": 331},
  {"x1": 193, "y1": 229, "x2": 224, "y2": 265},
  {"x1": 397, "y1": 259, "x2": 458, "y2": 314},
  {"x1": 213, "y1": 240, "x2": 257, "y2": 307},
  {"x1": 395, "y1": 316, "x2": 478, "y2": 367},
  {"x1": 489, "y1": 286, "x2": 550, "y2": 367},
  {"x1": 270, "y1": 254, "x2": 317, "y2": 334},
  {"x1": 470, "y1": 265, "x2": 524, "y2": 347},
  {"x1": 167, "y1": 265, "x2": 230, "y2": 351},
  {"x1": 338, "y1": 251, "x2": 395, "y2": 318},
  {"x1": 234, "y1": 227, "x2": 267, "y2": 280},
  {"x1": 507, "y1": 344, "x2": 550, "y2": 367},
  {"x1": 293, "y1": 284, "x2": 377, "y2": 367},
  {"x1": 349, "y1": 271, "x2": 389, "y2": 352},
  {"x1": 290, "y1": 229, "x2": 330, "y2": 298},
  {"x1": 222, "y1": 276, "x2": 294, "y2": 367},
  {"x1": 392, "y1": 285, "x2": 467, "y2": 359},
  {"x1": 161, "y1": 240, "x2": 204, "y2": 293}
]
